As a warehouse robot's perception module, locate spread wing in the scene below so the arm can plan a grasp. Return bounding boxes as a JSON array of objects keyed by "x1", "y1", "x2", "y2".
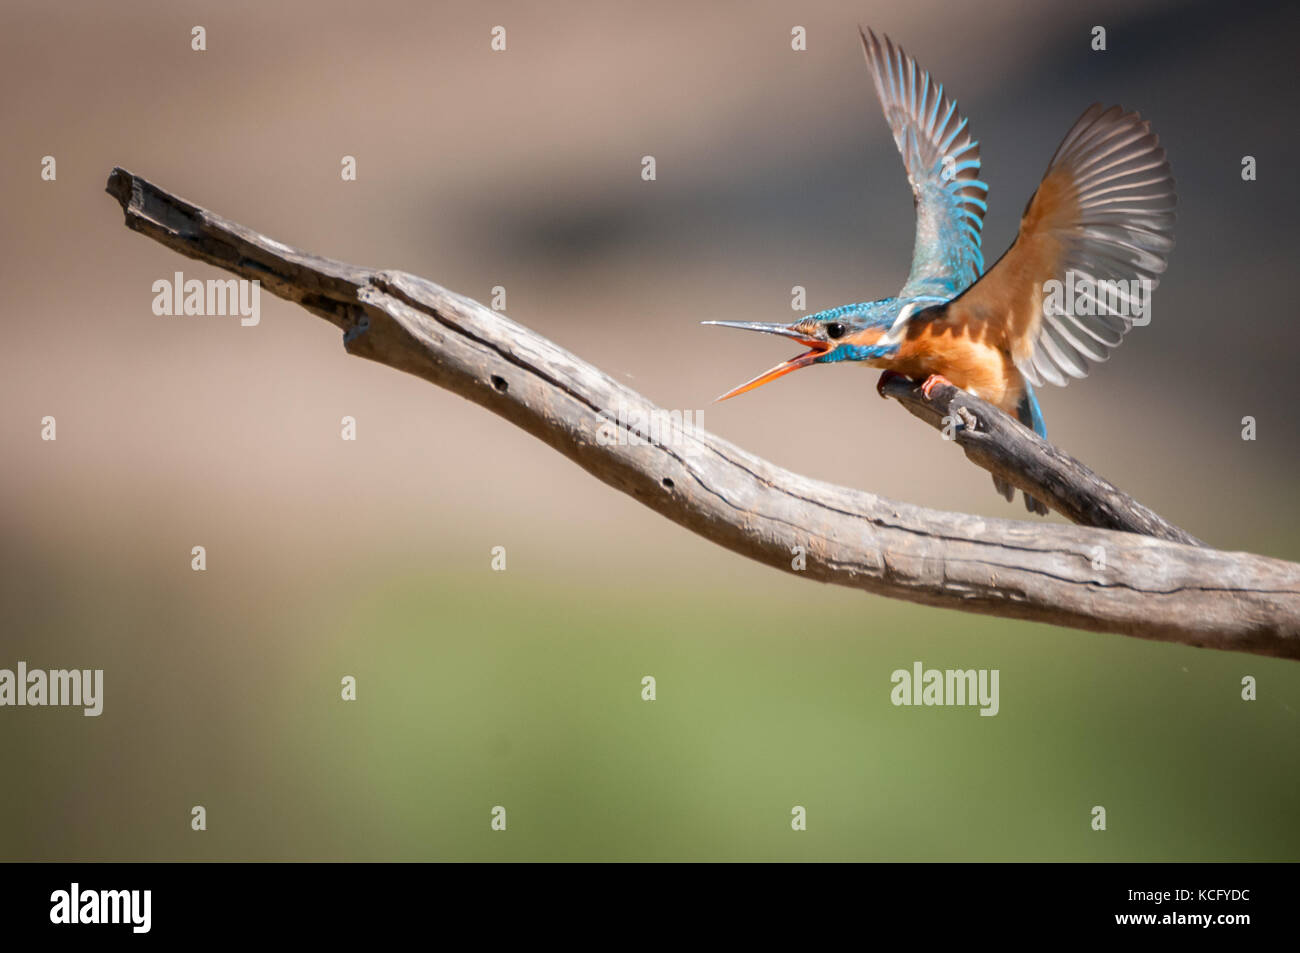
[
  {"x1": 943, "y1": 104, "x2": 1176, "y2": 387},
  {"x1": 860, "y1": 28, "x2": 988, "y2": 300}
]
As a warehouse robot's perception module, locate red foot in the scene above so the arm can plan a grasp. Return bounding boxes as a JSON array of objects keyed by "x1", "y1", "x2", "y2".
[
  {"x1": 876, "y1": 369, "x2": 903, "y2": 398},
  {"x1": 921, "y1": 374, "x2": 953, "y2": 399}
]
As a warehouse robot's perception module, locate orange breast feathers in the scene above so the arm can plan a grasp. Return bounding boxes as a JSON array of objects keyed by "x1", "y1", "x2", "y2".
[{"x1": 881, "y1": 313, "x2": 1025, "y2": 413}]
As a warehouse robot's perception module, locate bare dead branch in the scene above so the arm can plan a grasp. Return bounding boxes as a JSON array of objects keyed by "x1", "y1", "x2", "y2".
[
  {"x1": 879, "y1": 376, "x2": 1204, "y2": 547},
  {"x1": 105, "y1": 167, "x2": 1300, "y2": 660}
]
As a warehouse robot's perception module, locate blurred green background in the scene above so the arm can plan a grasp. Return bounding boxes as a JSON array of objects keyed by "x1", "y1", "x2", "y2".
[
  {"x1": 1, "y1": 0, "x2": 1297, "y2": 860},
  {"x1": 3, "y1": 553, "x2": 1297, "y2": 861}
]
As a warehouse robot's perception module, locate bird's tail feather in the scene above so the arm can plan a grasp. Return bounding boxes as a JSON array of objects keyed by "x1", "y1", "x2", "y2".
[
  {"x1": 1009, "y1": 385, "x2": 1049, "y2": 515},
  {"x1": 992, "y1": 471, "x2": 1049, "y2": 514}
]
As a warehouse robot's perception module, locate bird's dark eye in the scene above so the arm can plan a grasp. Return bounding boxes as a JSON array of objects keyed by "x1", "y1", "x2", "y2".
[{"x1": 825, "y1": 322, "x2": 846, "y2": 339}]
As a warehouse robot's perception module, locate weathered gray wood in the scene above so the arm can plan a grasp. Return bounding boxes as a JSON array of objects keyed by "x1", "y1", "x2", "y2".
[
  {"x1": 106, "y1": 167, "x2": 1300, "y2": 660},
  {"x1": 879, "y1": 375, "x2": 1205, "y2": 547}
]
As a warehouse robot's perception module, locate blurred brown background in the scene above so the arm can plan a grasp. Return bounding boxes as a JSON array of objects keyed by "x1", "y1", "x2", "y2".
[{"x1": 1, "y1": 0, "x2": 1297, "y2": 861}]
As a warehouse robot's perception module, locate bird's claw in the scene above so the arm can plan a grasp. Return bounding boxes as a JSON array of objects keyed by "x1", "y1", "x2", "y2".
[{"x1": 921, "y1": 374, "x2": 953, "y2": 399}]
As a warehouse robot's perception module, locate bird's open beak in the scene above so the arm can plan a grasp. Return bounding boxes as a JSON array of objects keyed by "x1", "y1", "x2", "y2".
[{"x1": 702, "y1": 321, "x2": 830, "y2": 401}]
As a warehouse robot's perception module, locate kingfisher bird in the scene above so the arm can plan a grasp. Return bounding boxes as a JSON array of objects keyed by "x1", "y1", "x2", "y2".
[{"x1": 706, "y1": 28, "x2": 1176, "y2": 514}]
